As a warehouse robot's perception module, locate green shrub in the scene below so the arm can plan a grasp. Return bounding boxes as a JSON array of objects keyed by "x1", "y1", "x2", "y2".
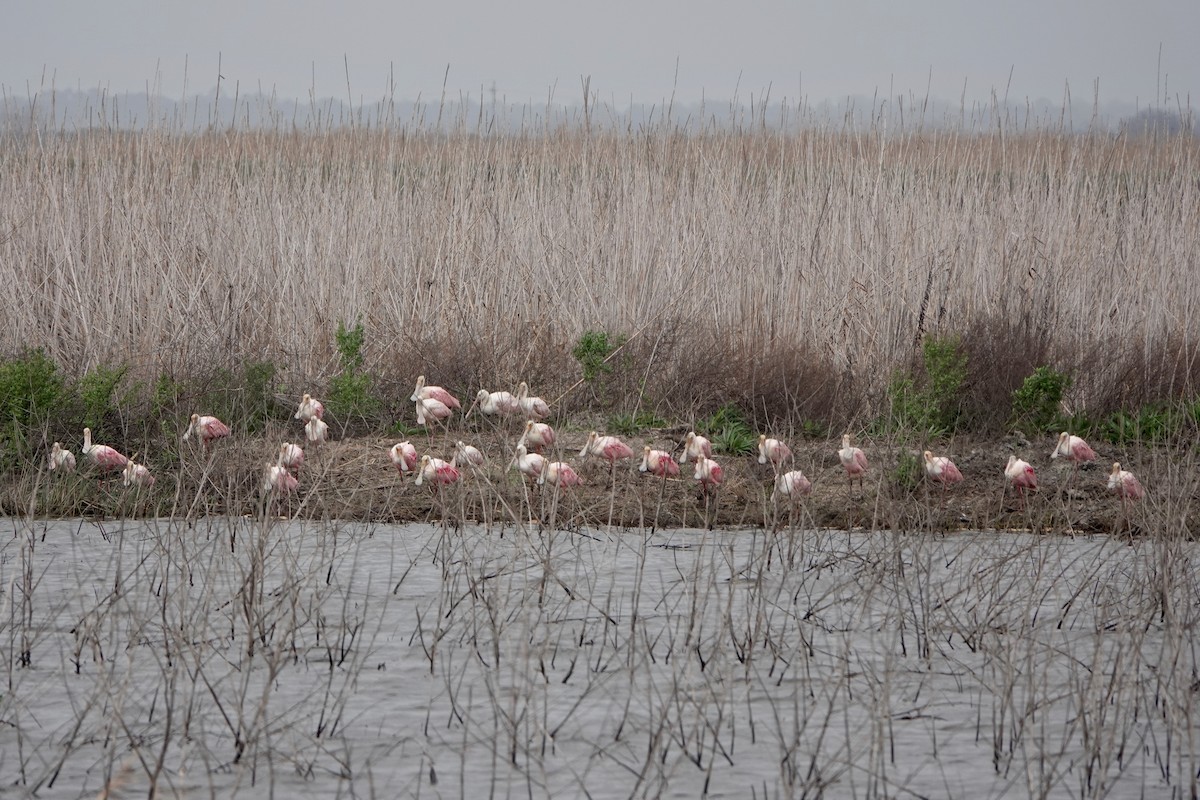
[
  {"x1": 1010, "y1": 366, "x2": 1071, "y2": 433},
  {"x1": 328, "y1": 319, "x2": 379, "y2": 420},
  {"x1": 0, "y1": 350, "x2": 65, "y2": 469},
  {"x1": 572, "y1": 330, "x2": 621, "y2": 383},
  {"x1": 77, "y1": 364, "x2": 128, "y2": 434},
  {"x1": 241, "y1": 361, "x2": 278, "y2": 432},
  {"x1": 880, "y1": 335, "x2": 968, "y2": 437}
]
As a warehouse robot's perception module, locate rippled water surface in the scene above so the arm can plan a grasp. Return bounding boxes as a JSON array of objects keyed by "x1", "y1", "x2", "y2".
[{"x1": 1, "y1": 517, "x2": 1196, "y2": 798}]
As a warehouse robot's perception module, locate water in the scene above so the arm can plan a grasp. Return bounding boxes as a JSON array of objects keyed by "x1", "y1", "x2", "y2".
[{"x1": 0, "y1": 517, "x2": 1196, "y2": 798}]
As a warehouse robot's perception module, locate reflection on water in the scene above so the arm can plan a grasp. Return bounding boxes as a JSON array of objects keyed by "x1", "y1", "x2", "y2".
[{"x1": 0, "y1": 517, "x2": 1195, "y2": 798}]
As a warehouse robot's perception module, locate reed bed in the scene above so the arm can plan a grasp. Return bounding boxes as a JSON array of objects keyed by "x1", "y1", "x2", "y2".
[{"x1": 1, "y1": 120, "x2": 1198, "y2": 431}]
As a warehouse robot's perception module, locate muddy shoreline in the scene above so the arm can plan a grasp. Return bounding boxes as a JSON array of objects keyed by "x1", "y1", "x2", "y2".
[{"x1": 3, "y1": 425, "x2": 1185, "y2": 536}]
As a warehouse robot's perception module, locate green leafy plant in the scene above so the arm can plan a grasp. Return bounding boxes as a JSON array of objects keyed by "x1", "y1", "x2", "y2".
[
  {"x1": 77, "y1": 364, "x2": 128, "y2": 434},
  {"x1": 328, "y1": 319, "x2": 379, "y2": 420},
  {"x1": 698, "y1": 403, "x2": 757, "y2": 455},
  {"x1": 572, "y1": 330, "x2": 621, "y2": 383},
  {"x1": 1096, "y1": 404, "x2": 1180, "y2": 446},
  {"x1": 608, "y1": 409, "x2": 668, "y2": 436},
  {"x1": 891, "y1": 449, "x2": 923, "y2": 493},
  {"x1": 798, "y1": 418, "x2": 828, "y2": 439},
  {"x1": 1010, "y1": 366, "x2": 1071, "y2": 433},
  {"x1": 880, "y1": 335, "x2": 968, "y2": 437},
  {"x1": 0, "y1": 350, "x2": 65, "y2": 469},
  {"x1": 240, "y1": 361, "x2": 278, "y2": 433}
]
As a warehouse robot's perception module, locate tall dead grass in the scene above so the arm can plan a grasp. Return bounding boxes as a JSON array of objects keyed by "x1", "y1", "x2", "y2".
[{"x1": 1, "y1": 116, "x2": 1197, "y2": 428}]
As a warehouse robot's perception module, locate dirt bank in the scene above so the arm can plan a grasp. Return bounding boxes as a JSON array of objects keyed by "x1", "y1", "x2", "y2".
[{"x1": 3, "y1": 423, "x2": 1189, "y2": 537}]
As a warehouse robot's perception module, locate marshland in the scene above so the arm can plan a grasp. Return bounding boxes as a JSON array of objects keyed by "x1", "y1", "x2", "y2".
[{"x1": 1, "y1": 105, "x2": 1198, "y2": 796}]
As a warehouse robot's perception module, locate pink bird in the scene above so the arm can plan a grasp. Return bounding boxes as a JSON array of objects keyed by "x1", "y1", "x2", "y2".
[
  {"x1": 183, "y1": 413, "x2": 232, "y2": 449},
  {"x1": 757, "y1": 435, "x2": 792, "y2": 468},
  {"x1": 538, "y1": 461, "x2": 583, "y2": 489},
  {"x1": 47, "y1": 442, "x2": 77, "y2": 472},
  {"x1": 305, "y1": 416, "x2": 329, "y2": 445},
  {"x1": 838, "y1": 434, "x2": 869, "y2": 493},
  {"x1": 516, "y1": 381, "x2": 551, "y2": 420},
  {"x1": 453, "y1": 440, "x2": 485, "y2": 468},
  {"x1": 122, "y1": 457, "x2": 155, "y2": 489},
  {"x1": 1005, "y1": 455, "x2": 1038, "y2": 509},
  {"x1": 415, "y1": 455, "x2": 460, "y2": 487},
  {"x1": 389, "y1": 441, "x2": 419, "y2": 474},
  {"x1": 262, "y1": 463, "x2": 298, "y2": 495},
  {"x1": 1052, "y1": 432, "x2": 1097, "y2": 466},
  {"x1": 1108, "y1": 462, "x2": 1145, "y2": 508},
  {"x1": 640, "y1": 446, "x2": 680, "y2": 478},
  {"x1": 410, "y1": 375, "x2": 461, "y2": 410},
  {"x1": 511, "y1": 444, "x2": 546, "y2": 480},
  {"x1": 278, "y1": 442, "x2": 305, "y2": 474},
  {"x1": 693, "y1": 456, "x2": 724, "y2": 493},
  {"x1": 415, "y1": 397, "x2": 453, "y2": 427},
  {"x1": 579, "y1": 431, "x2": 634, "y2": 463},
  {"x1": 773, "y1": 469, "x2": 813, "y2": 505},
  {"x1": 678, "y1": 431, "x2": 712, "y2": 464},
  {"x1": 294, "y1": 393, "x2": 325, "y2": 422},
  {"x1": 923, "y1": 450, "x2": 963, "y2": 487},
  {"x1": 82, "y1": 427, "x2": 128, "y2": 472},
  {"x1": 473, "y1": 389, "x2": 520, "y2": 417},
  {"x1": 518, "y1": 419, "x2": 556, "y2": 453}
]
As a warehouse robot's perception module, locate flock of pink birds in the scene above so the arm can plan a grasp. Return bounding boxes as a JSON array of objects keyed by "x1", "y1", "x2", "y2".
[{"x1": 42, "y1": 376, "x2": 1146, "y2": 516}]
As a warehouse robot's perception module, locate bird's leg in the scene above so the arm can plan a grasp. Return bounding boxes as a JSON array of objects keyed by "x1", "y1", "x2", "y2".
[{"x1": 606, "y1": 460, "x2": 618, "y2": 531}]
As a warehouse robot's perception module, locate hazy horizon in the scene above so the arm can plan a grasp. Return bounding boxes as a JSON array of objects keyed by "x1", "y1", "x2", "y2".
[{"x1": 4, "y1": 0, "x2": 1197, "y2": 115}]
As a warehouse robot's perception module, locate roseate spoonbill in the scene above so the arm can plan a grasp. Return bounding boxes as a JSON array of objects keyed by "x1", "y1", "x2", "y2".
[
  {"x1": 122, "y1": 457, "x2": 155, "y2": 488},
  {"x1": 48, "y1": 442, "x2": 76, "y2": 472},
  {"x1": 415, "y1": 455, "x2": 460, "y2": 487},
  {"x1": 262, "y1": 463, "x2": 298, "y2": 495},
  {"x1": 1051, "y1": 432, "x2": 1097, "y2": 465},
  {"x1": 415, "y1": 397, "x2": 453, "y2": 427},
  {"x1": 538, "y1": 461, "x2": 582, "y2": 488},
  {"x1": 305, "y1": 416, "x2": 329, "y2": 445},
  {"x1": 517, "y1": 420, "x2": 556, "y2": 453},
  {"x1": 453, "y1": 440, "x2": 485, "y2": 468},
  {"x1": 473, "y1": 389, "x2": 520, "y2": 417},
  {"x1": 579, "y1": 432, "x2": 634, "y2": 463},
  {"x1": 410, "y1": 375, "x2": 461, "y2": 409},
  {"x1": 516, "y1": 382, "x2": 550, "y2": 420},
  {"x1": 639, "y1": 446, "x2": 680, "y2": 477},
  {"x1": 923, "y1": 450, "x2": 963, "y2": 487},
  {"x1": 183, "y1": 414, "x2": 231, "y2": 449},
  {"x1": 678, "y1": 431, "x2": 712, "y2": 464},
  {"x1": 278, "y1": 443, "x2": 305, "y2": 474},
  {"x1": 757, "y1": 435, "x2": 792, "y2": 468},
  {"x1": 82, "y1": 427, "x2": 128, "y2": 472},
  {"x1": 294, "y1": 394, "x2": 325, "y2": 422},
  {"x1": 1108, "y1": 462, "x2": 1145, "y2": 510},
  {"x1": 838, "y1": 434, "x2": 868, "y2": 493},
  {"x1": 1005, "y1": 455, "x2": 1038, "y2": 509},
  {"x1": 693, "y1": 456, "x2": 724, "y2": 493},
  {"x1": 389, "y1": 441, "x2": 418, "y2": 474},
  {"x1": 773, "y1": 469, "x2": 813, "y2": 505},
  {"x1": 510, "y1": 444, "x2": 546, "y2": 480}
]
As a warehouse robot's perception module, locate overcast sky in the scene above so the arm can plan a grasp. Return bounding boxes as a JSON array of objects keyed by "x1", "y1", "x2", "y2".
[{"x1": 3, "y1": 0, "x2": 1196, "y2": 109}]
